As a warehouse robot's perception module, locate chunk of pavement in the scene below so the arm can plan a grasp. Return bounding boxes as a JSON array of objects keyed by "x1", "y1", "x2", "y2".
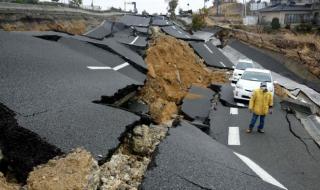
[
  {"x1": 71, "y1": 35, "x2": 148, "y2": 72},
  {"x1": 220, "y1": 84, "x2": 242, "y2": 107},
  {"x1": 0, "y1": 31, "x2": 141, "y2": 179},
  {"x1": 58, "y1": 36, "x2": 146, "y2": 83},
  {"x1": 27, "y1": 148, "x2": 100, "y2": 190},
  {"x1": 161, "y1": 25, "x2": 203, "y2": 41},
  {"x1": 84, "y1": 21, "x2": 113, "y2": 40},
  {"x1": 119, "y1": 15, "x2": 151, "y2": 27},
  {"x1": 280, "y1": 98, "x2": 316, "y2": 115},
  {"x1": 189, "y1": 41, "x2": 233, "y2": 69},
  {"x1": 181, "y1": 85, "x2": 215, "y2": 124},
  {"x1": 152, "y1": 19, "x2": 172, "y2": 26},
  {"x1": 141, "y1": 121, "x2": 281, "y2": 190}
]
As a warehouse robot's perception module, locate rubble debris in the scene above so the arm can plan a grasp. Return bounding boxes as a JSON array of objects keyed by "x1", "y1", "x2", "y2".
[
  {"x1": 280, "y1": 98, "x2": 316, "y2": 115},
  {"x1": 100, "y1": 124, "x2": 168, "y2": 190},
  {"x1": 27, "y1": 148, "x2": 100, "y2": 190},
  {"x1": 0, "y1": 103, "x2": 62, "y2": 182},
  {"x1": 274, "y1": 83, "x2": 289, "y2": 98},
  {"x1": 0, "y1": 172, "x2": 20, "y2": 190},
  {"x1": 139, "y1": 35, "x2": 227, "y2": 123}
]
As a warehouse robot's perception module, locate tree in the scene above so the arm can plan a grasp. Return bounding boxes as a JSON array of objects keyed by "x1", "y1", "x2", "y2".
[
  {"x1": 271, "y1": 17, "x2": 280, "y2": 30},
  {"x1": 165, "y1": 0, "x2": 178, "y2": 19},
  {"x1": 70, "y1": 0, "x2": 82, "y2": 7},
  {"x1": 192, "y1": 13, "x2": 206, "y2": 31},
  {"x1": 142, "y1": 10, "x2": 149, "y2": 16}
]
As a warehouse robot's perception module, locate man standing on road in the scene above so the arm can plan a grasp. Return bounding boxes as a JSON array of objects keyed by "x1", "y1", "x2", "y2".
[{"x1": 247, "y1": 82, "x2": 273, "y2": 133}]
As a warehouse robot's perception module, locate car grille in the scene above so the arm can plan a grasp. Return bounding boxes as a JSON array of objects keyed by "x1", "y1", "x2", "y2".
[
  {"x1": 242, "y1": 95, "x2": 250, "y2": 99},
  {"x1": 245, "y1": 89, "x2": 252, "y2": 92}
]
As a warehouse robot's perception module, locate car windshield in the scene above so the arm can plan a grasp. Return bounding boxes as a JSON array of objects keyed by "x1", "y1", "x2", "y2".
[
  {"x1": 241, "y1": 71, "x2": 271, "y2": 82},
  {"x1": 236, "y1": 62, "x2": 253, "y2": 70}
]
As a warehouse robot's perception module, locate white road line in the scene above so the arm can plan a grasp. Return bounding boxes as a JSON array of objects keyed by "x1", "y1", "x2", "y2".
[
  {"x1": 185, "y1": 34, "x2": 191, "y2": 38},
  {"x1": 203, "y1": 44, "x2": 213, "y2": 54},
  {"x1": 220, "y1": 61, "x2": 226, "y2": 67},
  {"x1": 87, "y1": 66, "x2": 112, "y2": 70},
  {"x1": 228, "y1": 127, "x2": 240, "y2": 145},
  {"x1": 83, "y1": 20, "x2": 106, "y2": 35},
  {"x1": 178, "y1": 31, "x2": 182, "y2": 34},
  {"x1": 237, "y1": 102, "x2": 245, "y2": 107},
  {"x1": 113, "y1": 62, "x2": 130, "y2": 71},
  {"x1": 172, "y1": 26, "x2": 176, "y2": 29},
  {"x1": 234, "y1": 152, "x2": 288, "y2": 190},
  {"x1": 130, "y1": 36, "x2": 139, "y2": 45},
  {"x1": 230, "y1": 107, "x2": 238, "y2": 115}
]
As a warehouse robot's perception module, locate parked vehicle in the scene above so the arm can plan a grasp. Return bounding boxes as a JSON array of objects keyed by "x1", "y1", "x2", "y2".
[
  {"x1": 231, "y1": 59, "x2": 254, "y2": 83},
  {"x1": 234, "y1": 68, "x2": 274, "y2": 101}
]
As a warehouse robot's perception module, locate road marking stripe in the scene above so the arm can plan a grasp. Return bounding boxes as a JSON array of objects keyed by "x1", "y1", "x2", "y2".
[
  {"x1": 234, "y1": 152, "x2": 288, "y2": 190},
  {"x1": 203, "y1": 44, "x2": 213, "y2": 54},
  {"x1": 87, "y1": 66, "x2": 112, "y2": 70},
  {"x1": 230, "y1": 108, "x2": 238, "y2": 115},
  {"x1": 236, "y1": 103, "x2": 245, "y2": 107},
  {"x1": 172, "y1": 26, "x2": 176, "y2": 29},
  {"x1": 228, "y1": 127, "x2": 240, "y2": 145},
  {"x1": 178, "y1": 31, "x2": 182, "y2": 34},
  {"x1": 220, "y1": 61, "x2": 226, "y2": 67},
  {"x1": 185, "y1": 34, "x2": 190, "y2": 38},
  {"x1": 113, "y1": 62, "x2": 130, "y2": 71},
  {"x1": 130, "y1": 36, "x2": 139, "y2": 45},
  {"x1": 84, "y1": 20, "x2": 106, "y2": 35}
]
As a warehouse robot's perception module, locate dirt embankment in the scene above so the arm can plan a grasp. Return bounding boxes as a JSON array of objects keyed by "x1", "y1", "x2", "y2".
[
  {"x1": 0, "y1": 12, "x2": 117, "y2": 35},
  {"x1": 218, "y1": 28, "x2": 320, "y2": 78},
  {"x1": 139, "y1": 35, "x2": 228, "y2": 123}
]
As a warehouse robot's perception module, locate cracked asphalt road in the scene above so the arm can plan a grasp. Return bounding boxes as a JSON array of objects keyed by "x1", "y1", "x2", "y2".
[{"x1": 210, "y1": 97, "x2": 320, "y2": 190}]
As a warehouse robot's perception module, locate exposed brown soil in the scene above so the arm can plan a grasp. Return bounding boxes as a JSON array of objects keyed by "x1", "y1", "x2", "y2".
[
  {"x1": 274, "y1": 83, "x2": 288, "y2": 98},
  {"x1": 0, "y1": 173, "x2": 20, "y2": 190},
  {"x1": 1, "y1": 19, "x2": 98, "y2": 35},
  {"x1": 27, "y1": 148, "x2": 100, "y2": 190},
  {"x1": 139, "y1": 35, "x2": 228, "y2": 123}
]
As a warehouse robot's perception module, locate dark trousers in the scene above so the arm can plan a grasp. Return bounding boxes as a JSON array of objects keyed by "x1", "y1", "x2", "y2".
[{"x1": 249, "y1": 113, "x2": 265, "y2": 129}]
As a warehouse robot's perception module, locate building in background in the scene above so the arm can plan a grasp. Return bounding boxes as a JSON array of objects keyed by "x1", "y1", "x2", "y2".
[{"x1": 258, "y1": 0, "x2": 320, "y2": 25}]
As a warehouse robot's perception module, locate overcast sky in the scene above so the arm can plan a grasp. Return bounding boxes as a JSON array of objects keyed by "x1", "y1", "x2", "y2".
[{"x1": 79, "y1": 0, "x2": 214, "y2": 14}]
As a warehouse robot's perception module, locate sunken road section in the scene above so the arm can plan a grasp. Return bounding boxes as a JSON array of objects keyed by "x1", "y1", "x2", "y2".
[{"x1": 0, "y1": 31, "x2": 141, "y2": 181}]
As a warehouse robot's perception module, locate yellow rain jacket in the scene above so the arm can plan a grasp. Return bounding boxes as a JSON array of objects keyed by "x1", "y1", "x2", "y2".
[{"x1": 249, "y1": 88, "x2": 273, "y2": 115}]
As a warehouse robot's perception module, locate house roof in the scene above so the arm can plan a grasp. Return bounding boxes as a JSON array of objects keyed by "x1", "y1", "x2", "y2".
[{"x1": 259, "y1": 3, "x2": 313, "y2": 12}]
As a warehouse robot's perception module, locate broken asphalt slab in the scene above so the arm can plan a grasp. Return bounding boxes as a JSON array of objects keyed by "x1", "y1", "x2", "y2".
[
  {"x1": 112, "y1": 30, "x2": 148, "y2": 48},
  {"x1": 0, "y1": 31, "x2": 141, "y2": 179},
  {"x1": 181, "y1": 85, "x2": 215, "y2": 124},
  {"x1": 84, "y1": 20, "x2": 113, "y2": 40},
  {"x1": 119, "y1": 15, "x2": 151, "y2": 27},
  {"x1": 141, "y1": 121, "x2": 281, "y2": 190},
  {"x1": 190, "y1": 41, "x2": 233, "y2": 69},
  {"x1": 151, "y1": 19, "x2": 172, "y2": 26},
  {"x1": 57, "y1": 36, "x2": 146, "y2": 83},
  {"x1": 216, "y1": 84, "x2": 246, "y2": 108},
  {"x1": 71, "y1": 35, "x2": 148, "y2": 72},
  {"x1": 161, "y1": 25, "x2": 203, "y2": 41}
]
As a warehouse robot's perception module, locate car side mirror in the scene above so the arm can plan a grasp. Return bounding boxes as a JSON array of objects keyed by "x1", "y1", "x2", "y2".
[
  {"x1": 273, "y1": 80, "x2": 278, "y2": 84},
  {"x1": 232, "y1": 66, "x2": 235, "y2": 69}
]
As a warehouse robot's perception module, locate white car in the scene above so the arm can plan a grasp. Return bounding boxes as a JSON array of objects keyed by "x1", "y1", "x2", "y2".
[
  {"x1": 234, "y1": 68, "x2": 274, "y2": 101},
  {"x1": 231, "y1": 59, "x2": 254, "y2": 83}
]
